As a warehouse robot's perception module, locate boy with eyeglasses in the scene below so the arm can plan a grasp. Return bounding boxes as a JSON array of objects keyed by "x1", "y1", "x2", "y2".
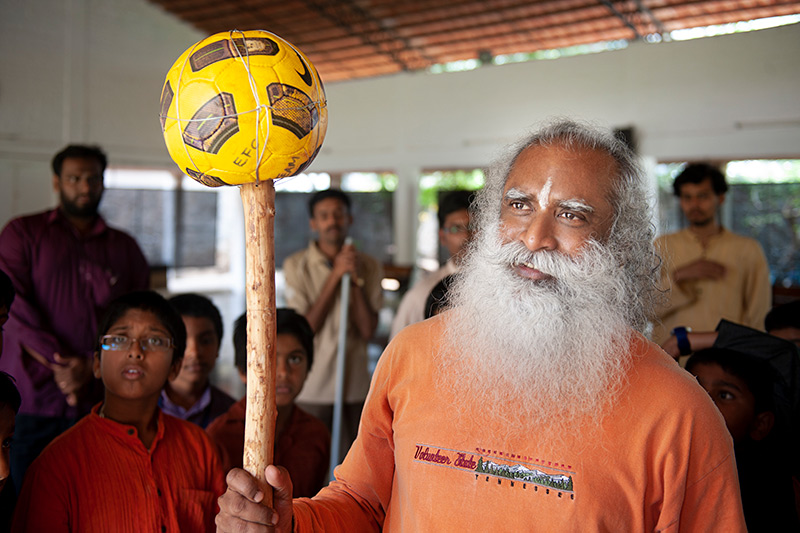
[{"x1": 11, "y1": 291, "x2": 225, "y2": 532}]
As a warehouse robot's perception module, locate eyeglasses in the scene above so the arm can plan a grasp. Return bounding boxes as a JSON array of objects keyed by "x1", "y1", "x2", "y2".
[
  {"x1": 100, "y1": 335, "x2": 174, "y2": 353},
  {"x1": 442, "y1": 225, "x2": 470, "y2": 234}
]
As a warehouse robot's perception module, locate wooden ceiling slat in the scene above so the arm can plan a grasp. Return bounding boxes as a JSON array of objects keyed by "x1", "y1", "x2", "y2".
[{"x1": 149, "y1": 0, "x2": 800, "y2": 81}]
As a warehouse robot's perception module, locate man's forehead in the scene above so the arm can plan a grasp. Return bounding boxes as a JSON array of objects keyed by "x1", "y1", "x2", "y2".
[
  {"x1": 313, "y1": 197, "x2": 348, "y2": 213},
  {"x1": 62, "y1": 157, "x2": 102, "y2": 170},
  {"x1": 679, "y1": 179, "x2": 716, "y2": 195},
  {"x1": 444, "y1": 209, "x2": 469, "y2": 222},
  {"x1": 503, "y1": 143, "x2": 617, "y2": 201}
]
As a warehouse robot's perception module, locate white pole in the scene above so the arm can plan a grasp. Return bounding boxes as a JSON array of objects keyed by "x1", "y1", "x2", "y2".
[{"x1": 329, "y1": 237, "x2": 352, "y2": 480}]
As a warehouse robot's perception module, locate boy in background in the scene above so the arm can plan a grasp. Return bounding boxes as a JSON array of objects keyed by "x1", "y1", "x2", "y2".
[
  {"x1": 0, "y1": 270, "x2": 20, "y2": 528},
  {"x1": 687, "y1": 347, "x2": 799, "y2": 531},
  {"x1": 206, "y1": 308, "x2": 330, "y2": 498},
  {"x1": 162, "y1": 293, "x2": 235, "y2": 428},
  {"x1": 12, "y1": 291, "x2": 224, "y2": 532}
]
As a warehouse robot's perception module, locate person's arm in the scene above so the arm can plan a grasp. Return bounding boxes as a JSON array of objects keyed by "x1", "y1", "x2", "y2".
[
  {"x1": 671, "y1": 259, "x2": 727, "y2": 284},
  {"x1": 351, "y1": 254, "x2": 383, "y2": 341},
  {"x1": 653, "y1": 236, "x2": 697, "y2": 320},
  {"x1": 219, "y1": 331, "x2": 401, "y2": 531},
  {"x1": 298, "y1": 244, "x2": 379, "y2": 339},
  {"x1": 741, "y1": 243, "x2": 771, "y2": 331},
  {"x1": 660, "y1": 330, "x2": 718, "y2": 360},
  {"x1": 0, "y1": 220, "x2": 67, "y2": 366},
  {"x1": 300, "y1": 244, "x2": 357, "y2": 333},
  {"x1": 348, "y1": 280, "x2": 378, "y2": 341}
]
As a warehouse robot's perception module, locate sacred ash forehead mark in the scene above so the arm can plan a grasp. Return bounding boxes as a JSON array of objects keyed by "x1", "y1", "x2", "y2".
[{"x1": 538, "y1": 177, "x2": 553, "y2": 209}]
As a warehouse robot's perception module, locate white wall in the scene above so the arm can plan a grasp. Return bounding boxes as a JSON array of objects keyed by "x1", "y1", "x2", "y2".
[
  {"x1": 0, "y1": 0, "x2": 203, "y2": 226},
  {"x1": 317, "y1": 25, "x2": 800, "y2": 173},
  {"x1": 1, "y1": 0, "x2": 799, "y2": 236}
]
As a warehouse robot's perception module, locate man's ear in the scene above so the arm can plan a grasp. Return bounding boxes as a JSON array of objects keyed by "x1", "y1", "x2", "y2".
[
  {"x1": 92, "y1": 352, "x2": 102, "y2": 379},
  {"x1": 52, "y1": 174, "x2": 61, "y2": 195},
  {"x1": 749, "y1": 411, "x2": 775, "y2": 442},
  {"x1": 717, "y1": 193, "x2": 726, "y2": 207}
]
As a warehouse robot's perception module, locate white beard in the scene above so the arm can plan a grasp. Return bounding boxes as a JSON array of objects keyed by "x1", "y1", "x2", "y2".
[{"x1": 442, "y1": 223, "x2": 636, "y2": 440}]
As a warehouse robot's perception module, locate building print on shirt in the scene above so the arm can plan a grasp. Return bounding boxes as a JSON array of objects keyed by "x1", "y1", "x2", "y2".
[{"x1": 414, "y1": 443, "x2": 575, "y2": 500}]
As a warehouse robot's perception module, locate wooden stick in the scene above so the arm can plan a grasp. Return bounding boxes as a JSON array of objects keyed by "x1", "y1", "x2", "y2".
[{"x1": 240, "y1": 180, "x2": 277, "y2": 506}]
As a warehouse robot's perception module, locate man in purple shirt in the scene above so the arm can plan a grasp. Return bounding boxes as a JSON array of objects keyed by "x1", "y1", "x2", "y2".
[{"x1": 0, "y1": 145, "x2": 149, "y2": 492}]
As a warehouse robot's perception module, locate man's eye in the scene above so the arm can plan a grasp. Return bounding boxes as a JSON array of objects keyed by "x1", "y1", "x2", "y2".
[
  {"x1": 718, "y1": 390, "x2": 735, "y2": 401},
  {"x1": 147, "y1": 337, "x2": 167, "y2": 347},
  {"x1": 2, "y1": 437, "x2": 13, "y2": 449},
  {"x1": 559, "y1": 211, "x2": 586, "y2": 223}
]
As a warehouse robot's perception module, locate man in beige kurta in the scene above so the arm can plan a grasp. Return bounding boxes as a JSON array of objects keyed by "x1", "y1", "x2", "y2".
[
  {"x1": 283, "y1": 189, "x2": 383, "y2": 464},
  {"x1": 653, "y1": 163, "x2": 770, "y2": 345}
]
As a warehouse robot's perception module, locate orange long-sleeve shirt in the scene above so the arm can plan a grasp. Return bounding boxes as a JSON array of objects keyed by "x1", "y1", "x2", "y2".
[
  {"x1": 293, "y1": 314, "x2": 746, "y2": 531},
  {"x1": 12, "y1": 405, "x2": 225, "y2": 532}
]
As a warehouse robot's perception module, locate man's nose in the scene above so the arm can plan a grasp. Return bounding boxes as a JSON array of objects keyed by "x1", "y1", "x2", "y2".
[
  {"x1": 520, "y1": 214, "x2": 557, "y2": 252},
  {"x1": 184, "y1": 338, "x2": 197, "y2": 358},
  {"x1": 77, "y1": 176, "x2": 93, "y2": 194}
]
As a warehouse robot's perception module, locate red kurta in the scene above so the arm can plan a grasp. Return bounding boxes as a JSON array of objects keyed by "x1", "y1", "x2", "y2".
[
  {"x1": 12, "y1": 404, "x2": 225, "y2": 532},
  {"x1": 207, "y1": 399, "x2": 330, "y2": 498}
]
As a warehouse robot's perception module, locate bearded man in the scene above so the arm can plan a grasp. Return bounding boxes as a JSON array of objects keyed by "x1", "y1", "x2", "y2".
[
  {"x1": 216, "y1": 120, "x2": 746, "y2": 531},
  {"x1": 0, "y1": 144, "x2": 149, "y2": 492}
]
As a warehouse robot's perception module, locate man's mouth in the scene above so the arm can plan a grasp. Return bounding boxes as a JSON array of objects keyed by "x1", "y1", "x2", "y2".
[
  {"x1": 513, "y1": 261, "x2": 553, "y2": 281},
  {"x1": 181, "y1": 363, "x2": 204, "y2": 373}
]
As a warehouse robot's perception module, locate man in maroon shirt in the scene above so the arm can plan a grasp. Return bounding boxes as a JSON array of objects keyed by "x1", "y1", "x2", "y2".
[{"x1": 0, "y1": 145, "x2": 149, "y2": 492}]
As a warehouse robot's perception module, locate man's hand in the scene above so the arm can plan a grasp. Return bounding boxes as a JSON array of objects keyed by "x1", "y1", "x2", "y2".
[
  {"x1": 216, "y1": 466, "x2": 294, "y2": 533},
  {"x1": 52, "y1": 353, "x2": 94, "y2": 407},
  {"x1": 673, "y1": 259, "x2": 726, "y2": 283},
  {"x1": 332, "y1": 243, "x2": 359, "y2": 281}
]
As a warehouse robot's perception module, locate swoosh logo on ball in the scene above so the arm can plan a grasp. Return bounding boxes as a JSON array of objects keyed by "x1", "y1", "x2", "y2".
[{"x1": 295, "y1": 50, "x2": 313, "y2": 87}]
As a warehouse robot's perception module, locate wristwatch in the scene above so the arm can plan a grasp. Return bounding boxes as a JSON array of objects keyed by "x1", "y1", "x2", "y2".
[{"x1": 672, "y1": 326, "x2": 692, "y2": 356}]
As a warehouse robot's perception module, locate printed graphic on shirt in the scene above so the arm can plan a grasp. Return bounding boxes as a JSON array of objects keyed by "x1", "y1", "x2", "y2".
[{"x1": 414, "y1": 443, "x2": 575, "y2": 500}]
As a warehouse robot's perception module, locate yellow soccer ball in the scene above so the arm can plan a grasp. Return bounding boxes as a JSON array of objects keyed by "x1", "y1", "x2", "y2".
[{"x1": 159, "y1": 30, "x2": 328, "y2": 186}]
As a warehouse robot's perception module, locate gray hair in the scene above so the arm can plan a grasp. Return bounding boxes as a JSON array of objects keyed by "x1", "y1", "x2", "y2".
[{"x1": 472, "y1": 118, "x2": 660, "y2": 332}]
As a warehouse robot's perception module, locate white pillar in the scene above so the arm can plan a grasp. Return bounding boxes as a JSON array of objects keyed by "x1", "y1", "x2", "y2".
[{"x1": 392, "y1": 165, "x2": 420, "y2": 266}]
